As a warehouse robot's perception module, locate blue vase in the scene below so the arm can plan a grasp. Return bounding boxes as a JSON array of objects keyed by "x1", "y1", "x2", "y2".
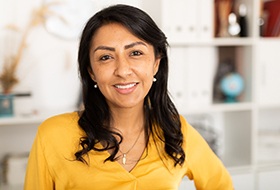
[{"x1": 0, "y1": 94, "x2": 14, "y2": 117}]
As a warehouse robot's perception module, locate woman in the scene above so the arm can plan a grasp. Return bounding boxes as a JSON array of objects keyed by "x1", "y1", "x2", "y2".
[{"x1": 24, "y1": 4, "x2": 233, "y2": 190}]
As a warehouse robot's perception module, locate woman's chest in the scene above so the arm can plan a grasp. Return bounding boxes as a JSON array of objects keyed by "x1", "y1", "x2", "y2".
[{"x1": 50, "y1": 150, "x2": 186, "y2": 190}]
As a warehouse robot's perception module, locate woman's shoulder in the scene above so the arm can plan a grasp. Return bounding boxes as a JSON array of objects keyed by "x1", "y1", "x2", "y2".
[
  {"x1": 42, "y1": 111, "x2": 79, "y2": 125},
  {"x1": 179, "y1": 115, "x2": 201, "y2": 141},
  {"x1": 34, "y1": 112, "x2": 83, "y2": 162},
  {"x1": 37, "y1": 111, "x2": 82, "y2": 139},
  {"x1": 179, "y1": 115, "x2": 190, "y2": 134}
]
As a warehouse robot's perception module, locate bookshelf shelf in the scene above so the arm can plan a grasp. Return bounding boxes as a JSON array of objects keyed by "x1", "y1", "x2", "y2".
[
  {"x1": 181, "y1": 102, "x2": 253, "y2": 115},
  {"x1": 169, "y1": 38, "x2": 255, "y2": 47},
  {"x1": 0, "y1": 115, "x2": 45, "y2": 126}
]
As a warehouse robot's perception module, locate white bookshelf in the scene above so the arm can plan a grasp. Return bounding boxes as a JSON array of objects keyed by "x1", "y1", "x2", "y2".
[{"x1": 142, "y1": 0, "x2": 280, "y2": 189}]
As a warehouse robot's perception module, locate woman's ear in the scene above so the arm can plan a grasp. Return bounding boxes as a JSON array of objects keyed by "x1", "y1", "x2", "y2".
[
  {"x1": 153, "y1": 57, "x2": 161, "y2": 75},
  {"x1": 88, "y1": 68, "x2": 96, "y2": 81}
]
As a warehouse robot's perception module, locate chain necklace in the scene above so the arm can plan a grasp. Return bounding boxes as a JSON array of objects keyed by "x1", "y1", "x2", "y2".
[{"x1": 119, "y1": 129, "x2": 143, "y2": 165}]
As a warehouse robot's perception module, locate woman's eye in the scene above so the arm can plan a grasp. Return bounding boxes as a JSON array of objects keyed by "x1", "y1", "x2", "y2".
[
  {"x1": 130, "y1": 51, "x2": 142, "y2": 56},
  {"x1": 100, "y1": 55, "x2": 112, "y2": 61}
]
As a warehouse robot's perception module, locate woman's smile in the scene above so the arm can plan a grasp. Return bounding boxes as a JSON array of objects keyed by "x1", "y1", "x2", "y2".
[{"x1": 113, "y1": 82, "x2": 138, "y2": 94}]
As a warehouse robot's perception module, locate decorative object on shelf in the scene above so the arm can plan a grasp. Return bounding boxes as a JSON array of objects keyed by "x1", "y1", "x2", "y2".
[
  {"x1": 228, "y1": 12, "x2": 241, "y2": 37},
  {"x1": 0, "y1": 94, "x2": 14, "y2": 117},
  {"x1": 213, "y1": 59, "x2": 235, "y2": 102},
  {"x1": 238, "y1": 4, "x2": 248, "y2": 37},
  {"x1": 220, "y1": 72, "x2": 244, "y2": 103},
  {"x1": 215, "y1": 0, "x2": 233, "y2": 37}
]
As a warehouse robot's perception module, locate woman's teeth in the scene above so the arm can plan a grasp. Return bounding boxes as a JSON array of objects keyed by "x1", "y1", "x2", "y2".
[{"x1": 115, "y1": 83, "x2": 136, "y2": 89}]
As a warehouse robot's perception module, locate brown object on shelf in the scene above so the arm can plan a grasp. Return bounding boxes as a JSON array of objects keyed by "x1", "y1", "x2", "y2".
[
  {"x1": 263, "y1": 0, "x2": 280, "y2": 37},
  {"x1": 215, "y1": 0, "x2": 233, "y2": 37}
]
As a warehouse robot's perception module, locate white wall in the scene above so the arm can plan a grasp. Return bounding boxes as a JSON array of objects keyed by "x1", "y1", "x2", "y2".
[
  {"x1": 0, "y1": 0, "x2": 144, "y2": 114},
  {"x1": 0, "y1": 0, "x2": 141, "y2": 187},
  {"x1": 0, "y1": 0, "x2": 83, "y2": 113}
]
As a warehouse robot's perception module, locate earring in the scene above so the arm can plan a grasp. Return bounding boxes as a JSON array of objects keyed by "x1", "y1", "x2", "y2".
[
  {"x1": 153, "y1": 77, "x2": 157, "y2": 82},
  {"x1": 94, "y1": 84, "x2": 98, "y2": 88}
]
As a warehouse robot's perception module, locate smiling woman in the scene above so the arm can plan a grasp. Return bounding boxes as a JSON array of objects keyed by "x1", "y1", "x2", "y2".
[{"x1": 24, "y1": 4, "x2": 234, "y2": 190}]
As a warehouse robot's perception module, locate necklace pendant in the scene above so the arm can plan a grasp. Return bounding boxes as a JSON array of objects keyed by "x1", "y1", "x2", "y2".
[{"x1": 122, "y1": 154, "x2": 127, "y2": 165}]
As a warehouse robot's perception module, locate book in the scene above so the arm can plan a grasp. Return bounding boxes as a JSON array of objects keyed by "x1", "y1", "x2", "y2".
[{"x1": 263, "y1": 0, "x2": 280, "y2": 37}]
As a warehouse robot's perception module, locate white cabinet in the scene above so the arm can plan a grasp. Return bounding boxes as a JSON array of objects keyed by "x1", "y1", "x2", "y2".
[
  {"x1": 257, "y1": 169, "x2": 280, "y2": 190},
  {"x1": 258, "y1": 108, "x2": 280, "y2": 164},
  {"x1": 231, "y1": 170, "x2": 255, "y2": 190},
  {"x1": 257, "y1": 40, "x2": 280, "y2": 106}
]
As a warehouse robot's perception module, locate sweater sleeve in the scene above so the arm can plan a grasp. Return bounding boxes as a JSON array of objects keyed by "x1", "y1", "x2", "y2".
[
  {"x1": 181, "y1": 116, "x2": 234, "y2": 190},
  {"x1": 24, "y1": 129, "x2": 54, "y2": 190}
]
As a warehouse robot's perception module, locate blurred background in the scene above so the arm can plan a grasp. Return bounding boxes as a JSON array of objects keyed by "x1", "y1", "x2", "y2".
[{"x1": 0, "y1": 0, "x2": 280, "y2": 189}]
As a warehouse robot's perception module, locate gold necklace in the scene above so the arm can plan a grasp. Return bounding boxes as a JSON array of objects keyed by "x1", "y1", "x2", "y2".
[{"x1": 119, "y1": 129, "x2": 143, "y2": 165}]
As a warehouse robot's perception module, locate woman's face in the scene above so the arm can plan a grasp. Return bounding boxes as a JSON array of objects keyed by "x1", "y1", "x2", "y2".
[{"x1": 89, "y1": 23, "x2": 160, "y2": 110}]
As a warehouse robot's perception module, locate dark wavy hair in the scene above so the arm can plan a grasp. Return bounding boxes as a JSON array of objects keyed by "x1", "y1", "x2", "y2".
[{"x1": 76, "y1": 4, "x2": 185, "y2": 166}]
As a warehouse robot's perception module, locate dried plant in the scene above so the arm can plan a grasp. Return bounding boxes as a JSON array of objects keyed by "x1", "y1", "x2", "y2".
[
  {"x1": 0, "y1": 2, "x2": 65, "y2": 94},
  {"x1": 0, "y1": 56, "x2": 19, "y2": 94}
]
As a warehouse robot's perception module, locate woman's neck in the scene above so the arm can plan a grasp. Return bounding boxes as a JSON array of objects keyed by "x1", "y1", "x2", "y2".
[{"x1": 110, "y1": 106, "x2": 145, "y2": 134}]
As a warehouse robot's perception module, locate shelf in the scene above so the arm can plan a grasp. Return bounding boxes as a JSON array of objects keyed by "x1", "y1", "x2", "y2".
[
  {"x1": 0, "y1": 107, "x2": 77, "y2": 127},
  {"x1": 212, "y1": 38, "x2": 255, "y2": 46},
  {"x1": 227, "y1": 165, "x2": 254, "y2": 174},
  {"x1": 258, "y1": 37, "x2": 280, "y2": 42},
  {"x1": 258, "y1": 103, "x2": 280, "y2": 110},
  {"x1": 256, "y1": 162, "x2": 280, "y2": 170},
  {"x1": 169, "y1": 37, "x2": 255, "y2": 47},
  {"x1": 184, "y1": 102, "x2": 253, "y2": 115},
  {"x1": 0, "y1": 115, "x2": 46, "y2": 126}
]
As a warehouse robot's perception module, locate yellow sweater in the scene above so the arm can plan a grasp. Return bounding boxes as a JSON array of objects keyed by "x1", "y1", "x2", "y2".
[{"x1": 24, "y1": 112, "x2": 233, "y2": 190}]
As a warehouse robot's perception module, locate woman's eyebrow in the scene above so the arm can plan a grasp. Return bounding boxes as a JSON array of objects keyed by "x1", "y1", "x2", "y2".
[
  {"x1": 94, "y1": 46, "x2": 115, "y2": 52},
  {"x1": 94, "y1": 41, "x2": 147, "y2": 52},
  {"x1": 124, "y1": 41, "x2": 147, "y2": 49}
]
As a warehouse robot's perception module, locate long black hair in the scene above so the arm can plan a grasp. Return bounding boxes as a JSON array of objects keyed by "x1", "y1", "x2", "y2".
[{"x1": 76, "y1": 4, "x2": 185, "y2": 166}]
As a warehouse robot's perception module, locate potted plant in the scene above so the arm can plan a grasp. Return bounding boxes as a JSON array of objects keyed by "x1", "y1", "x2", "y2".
[
  {"x1": 0, "y1": 23, "x2": 25, "y2": 117},
  {"x1": 0, "y1": 55, "x2": 20, "y2": 117}
]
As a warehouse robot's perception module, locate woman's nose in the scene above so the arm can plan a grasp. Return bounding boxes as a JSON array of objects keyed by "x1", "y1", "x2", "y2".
[{"x1": 114, "y1": 56, "x2": 132, "y2": 77}]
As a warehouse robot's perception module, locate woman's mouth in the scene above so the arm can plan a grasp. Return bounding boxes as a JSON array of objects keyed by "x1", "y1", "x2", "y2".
[
  {"x1": 113, "y1": 82, "x2": 138, "y2": 94},
  {"x1": 114, "y1": 83, "x2": 137, "y2": 89}
]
